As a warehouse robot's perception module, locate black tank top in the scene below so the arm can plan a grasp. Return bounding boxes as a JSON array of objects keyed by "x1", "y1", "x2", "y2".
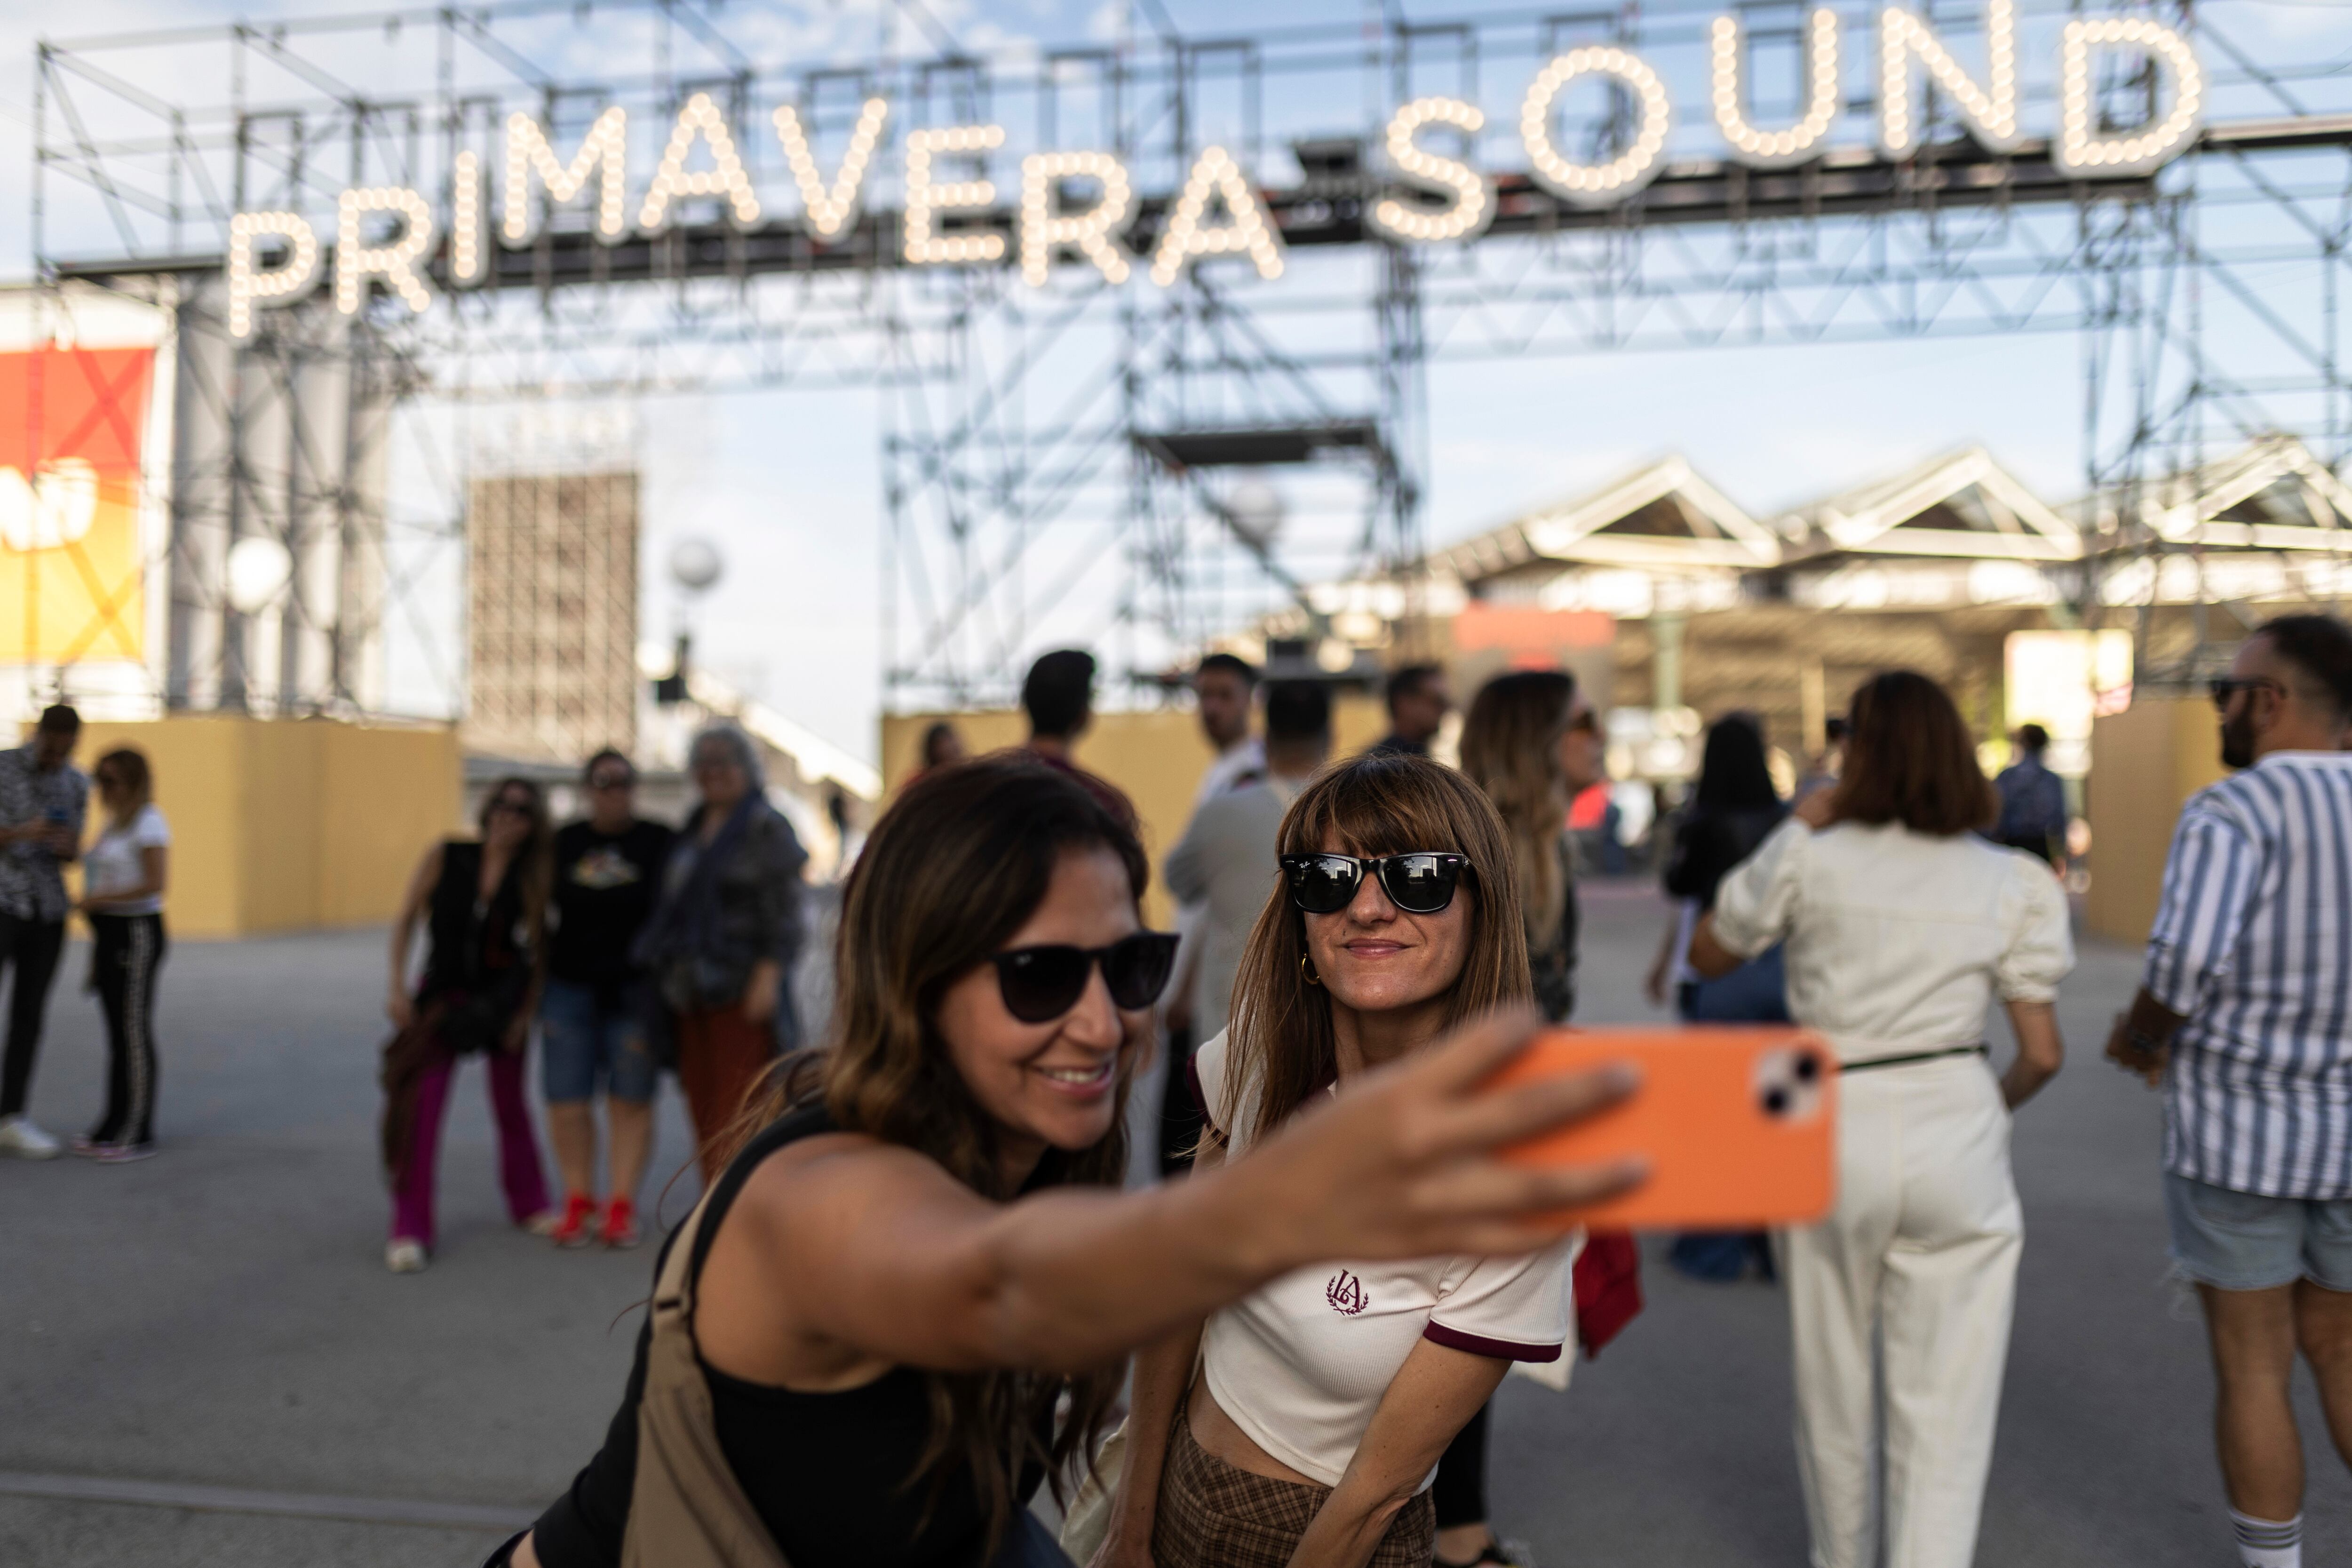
[
  {"x1": 525, "y1": 1104, "x2": 1050, "y2": 1568},
  {"x1": 421, "y1": 840, "x2": 529, "y2": 1002}
]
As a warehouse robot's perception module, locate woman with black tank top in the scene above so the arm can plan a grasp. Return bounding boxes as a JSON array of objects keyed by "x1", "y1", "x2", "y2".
[
  {"x1": 496, "y1": 755, "x2": 1650, "y2": 1568},
  {"x1": 379, "y1": 777, "x2": 556, "y2": 1274}
]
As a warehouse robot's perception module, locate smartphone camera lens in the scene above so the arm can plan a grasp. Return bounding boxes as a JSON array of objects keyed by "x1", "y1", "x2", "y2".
[
  {"x1": 1762, "y1": 1086, "x2": 1791, "y2": 1117},
  {"x1": 1794, "y1": 1052, "x2": 1821, "y2": 1084}
]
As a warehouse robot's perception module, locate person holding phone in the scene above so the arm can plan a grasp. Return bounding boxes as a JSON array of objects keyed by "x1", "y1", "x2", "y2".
[
  {"x1": 495, "y1": 755, "x2": 1641, "y2": 1568},
  {"x1": 1689, "y1": 671, "x2": 2071, "y2": 1568},
  {"x1": 1098, "y1": 753, "x2": 1578, "y2": 1568}
]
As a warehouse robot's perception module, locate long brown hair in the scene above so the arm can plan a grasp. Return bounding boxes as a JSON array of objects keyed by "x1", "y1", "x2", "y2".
[
  {"x1": 729, "y1": 753, "x2": 1144, "y2": 1544},
  {"x1": 477, "y1": 776, "x2": 555, "y2": 946},
  {"x1": 92, "y1": 748, "x2": 153, "y2": 830},
  {"x1": 1457, "y1": 670, "x2": 1576, "y2": 955},
  {"x1": 1222, "y1": 752, "x2": 1531, "y2": 1142},
  {"x1": 1831, "y1": 671, "x2": 1997, "y2": 836}
]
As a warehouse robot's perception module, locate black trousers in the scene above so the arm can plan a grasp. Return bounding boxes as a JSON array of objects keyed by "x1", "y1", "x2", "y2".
[
  {"x1": 1433, "y1": 1401, "x2": 1489, "y2": 1531},
  {"x1": 89, "y1": 912, "x2": 166, "y2": 1146},
  {"x1": 0, "y1": 913, "x2": 66, "y2": 1118}
]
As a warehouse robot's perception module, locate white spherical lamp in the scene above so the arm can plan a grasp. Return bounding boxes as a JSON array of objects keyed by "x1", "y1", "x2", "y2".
[
  {"x1": 1227, "y1": 481, "x2": 1286, "y2": 549},
  {"x1": 226, "y1": 536, "x2": 294, "y2": 615},
  {"x1": 668, "y1": 536, "x2": 724, "y2": 594}
]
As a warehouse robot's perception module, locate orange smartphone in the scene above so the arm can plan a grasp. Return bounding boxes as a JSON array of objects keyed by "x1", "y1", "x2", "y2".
[{"x1": 1490, "y1": 1027, "x2": 1838, "y2": 1231}]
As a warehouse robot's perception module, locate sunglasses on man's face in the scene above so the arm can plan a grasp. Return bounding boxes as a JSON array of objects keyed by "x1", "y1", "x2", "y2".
[
  {"x1": 2209, "y1": 676, "x2": 2284, "y2": 711},
  {"x1": 1280, "y1": 852, "x2": 1470, "y2": 916},
  {"x1": 589, "y1": 772, "x2": 633, "y2": 790},
  {"x1": 991, "y1": 931, "x2": 1178, "y2": 1024}
]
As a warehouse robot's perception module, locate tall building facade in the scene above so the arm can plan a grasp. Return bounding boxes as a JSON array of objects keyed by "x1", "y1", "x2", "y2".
[{"x1": 465, "y1": 470, "x2": 639, "y2": 763}]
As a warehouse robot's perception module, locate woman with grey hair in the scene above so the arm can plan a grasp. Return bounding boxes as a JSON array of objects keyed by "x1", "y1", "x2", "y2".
[{"x1": 632, "y1": 724, "x2": 807, "y2": 1182}]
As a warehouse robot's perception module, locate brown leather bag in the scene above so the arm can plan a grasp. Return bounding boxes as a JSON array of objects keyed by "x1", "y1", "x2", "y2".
[{"x1": 619, "y1": 1191, "x2": 792, "y2": 1568}]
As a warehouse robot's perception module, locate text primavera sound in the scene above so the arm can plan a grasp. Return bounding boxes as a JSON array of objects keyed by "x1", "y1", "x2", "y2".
[{"x1": 227, "y1": 1, "x2": 2201, "y2": 338}]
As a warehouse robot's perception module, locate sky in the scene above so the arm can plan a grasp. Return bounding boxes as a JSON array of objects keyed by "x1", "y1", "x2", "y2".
[{"x1": 5, "y1": 0, "x2": 2346, "y2": 763}]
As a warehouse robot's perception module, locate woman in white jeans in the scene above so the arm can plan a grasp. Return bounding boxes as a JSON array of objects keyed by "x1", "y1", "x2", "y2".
[{"x1": 1692, "y1": 670, "x2": 2071, "y2": 1568}]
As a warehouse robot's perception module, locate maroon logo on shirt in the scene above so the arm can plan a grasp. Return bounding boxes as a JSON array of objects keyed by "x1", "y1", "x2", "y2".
[{"x1": 1326, "y1": 1270, "x2": 1368, "y2": 1316}]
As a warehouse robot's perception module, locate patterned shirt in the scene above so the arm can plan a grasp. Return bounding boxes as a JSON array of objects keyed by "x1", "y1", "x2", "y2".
[
  {"x1": 0, "y1": 743, "x2": 89, "y2": 923},
  {"x1": 2145, "y1": 752, "x2": 2352, "y2": 1198}
]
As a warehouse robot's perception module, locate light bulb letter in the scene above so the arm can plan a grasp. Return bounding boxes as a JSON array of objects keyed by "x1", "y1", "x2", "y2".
[
  {"x1": 227, "y1": 211, "x2": 321, "y2": 339},
  {"x1": 904, "y1": 125, "x2": 1008, "y2": 265},
  {"x1": 1369, "y1": 98, "x2": 1492, "y2": 244},
  {"x1": 639, "y1": 93, "x2": 762, "y2": 231},
  {"x1": 451, "y1": 151, "x2": 486, "y2": 285},
  {"x1": 1149, "y1": 146, "x2": 1287, "y2": 286},
  {"x1": 1019, "y1": 151, "x2": 1133, "y2": 285},
  {"x1": 1713, "y1": 10, "x2": 1843, "y2": 167},
  {"x1": 1520, "y1": 48, "x2": 1673, "y2": 207},
  {"x1": 335, "y1": 187, "x2": 435, "y2": 316},
  {"x1": 2057, "y1": 18, "x2": 2204, "y2": 177},
  {"x1": 773, "y1": 98, "x2": 890, "y2": 240},
  {"x1": 1879, "y1": 0, "x2": 2021, "y2": 156},
  {"x1": 504, "y1": 107, "x2": 629, "y2": 244}
]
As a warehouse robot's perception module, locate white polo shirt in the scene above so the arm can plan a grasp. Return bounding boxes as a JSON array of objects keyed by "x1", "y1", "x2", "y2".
[{"x1": 1189, "y1": 1029, "x2": 1573, "y2": 1488}]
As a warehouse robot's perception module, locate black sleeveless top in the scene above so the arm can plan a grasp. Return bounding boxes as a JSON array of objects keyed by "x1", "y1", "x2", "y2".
[
  {"x1": 526, "y1": 1105, "x2": 1050, "y2": 1568},
  {"x1": 420, "y1": 839, "x2": 531, "y2": 1004}
]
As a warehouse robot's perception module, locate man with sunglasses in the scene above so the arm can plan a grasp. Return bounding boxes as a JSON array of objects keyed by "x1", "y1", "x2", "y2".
[{"x1": 2107, "y1": 614, "x2": 2352, "y2": 1568}]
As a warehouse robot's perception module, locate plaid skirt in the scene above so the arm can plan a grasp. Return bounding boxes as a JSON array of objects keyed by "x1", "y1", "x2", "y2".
[{"x1": 1149, "y1": 1412, "x2": 1436, "y2": 1568}]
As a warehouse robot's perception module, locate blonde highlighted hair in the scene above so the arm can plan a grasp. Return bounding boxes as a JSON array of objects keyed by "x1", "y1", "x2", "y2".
[
  {"x1": 1457, "y1": 670, "x2": 1578, "y2": 955},
  {"x1": 1221, "y1": 752, "x2": 1531, "y2": 1143}
]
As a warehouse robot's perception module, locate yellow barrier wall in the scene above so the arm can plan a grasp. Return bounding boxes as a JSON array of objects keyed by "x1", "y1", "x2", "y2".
[
  {"x1": 881, "y1": 697, "x2": 1389, "y2": 926},
  {"x1": 2085, "y1": 697, "x2": 2229, "y2": 947},
  {"x1": 65, "y1": 716, "x2": 462, "y2": 938}
]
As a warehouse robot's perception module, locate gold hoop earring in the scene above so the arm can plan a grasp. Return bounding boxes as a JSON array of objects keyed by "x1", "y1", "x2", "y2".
[{"x1": 1300, "y1": 953, "x2": 1322, "y2": 987}]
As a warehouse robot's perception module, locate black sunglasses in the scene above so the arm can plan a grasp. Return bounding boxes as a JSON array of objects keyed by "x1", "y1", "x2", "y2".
[
  {"x1": 1280, "y1": 852, "x2": 1470, "y2": 916},
  {"x1": 992, "y1": 932, "x2": 1178, "y2": 1024},
  {"x1": 2209, "y1": 676, "x2": 2284, "y2": 711}
]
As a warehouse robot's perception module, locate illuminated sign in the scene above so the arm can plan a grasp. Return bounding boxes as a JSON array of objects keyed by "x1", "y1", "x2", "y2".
[{"x1": 226, "y1": 6, "x2": 2203, "y2": 335}]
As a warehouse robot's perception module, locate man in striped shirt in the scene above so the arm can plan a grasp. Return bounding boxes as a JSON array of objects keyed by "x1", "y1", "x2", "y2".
[{"x1": 2109, "y1": 613, "x2": 2352, "y2": 1568}]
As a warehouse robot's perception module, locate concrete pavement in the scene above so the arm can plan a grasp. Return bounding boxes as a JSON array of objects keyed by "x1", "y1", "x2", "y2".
[{"x1": 1, "y1": 888, "x2": 2344, "y2": 1565}]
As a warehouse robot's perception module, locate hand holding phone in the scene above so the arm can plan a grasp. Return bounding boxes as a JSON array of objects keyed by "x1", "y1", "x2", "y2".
[{"x1": 1491, "y1": 1027, "x2": 1838, "y2": 1230}]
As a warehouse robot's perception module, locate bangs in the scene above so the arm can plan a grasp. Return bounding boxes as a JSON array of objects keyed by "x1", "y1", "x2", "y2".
[{"x1": 1279, "y1": 752, "x2": 1486, "y2": 860}]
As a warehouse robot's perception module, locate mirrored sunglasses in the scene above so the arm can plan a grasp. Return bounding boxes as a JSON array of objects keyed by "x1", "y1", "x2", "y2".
[{"x1": 1279, "y1": 852, "x2": 1470, "y2": 916}]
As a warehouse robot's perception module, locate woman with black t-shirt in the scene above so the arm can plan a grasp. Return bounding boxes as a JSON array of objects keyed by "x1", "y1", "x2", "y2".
[
  {"x1": 380, "y1": 778, "x2": 555, "y2": 1273},
  {"x1": 540, "y1": 750, "x2": 675, "y2": 1250},
  {"x1": 495, "y1": 755, "x2": 1646, "y2": 1568}
]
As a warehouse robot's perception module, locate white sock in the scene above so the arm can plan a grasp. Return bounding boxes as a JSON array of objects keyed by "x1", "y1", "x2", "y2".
[{"x1": 2231, "y1": 1508, "x2": 2300, "y2": 1568}]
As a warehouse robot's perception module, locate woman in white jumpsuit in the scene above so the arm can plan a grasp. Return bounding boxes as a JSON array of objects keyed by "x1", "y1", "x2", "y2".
[{"x1": 1692, "y1": 670, "x2": 2071, "y2": 1568}]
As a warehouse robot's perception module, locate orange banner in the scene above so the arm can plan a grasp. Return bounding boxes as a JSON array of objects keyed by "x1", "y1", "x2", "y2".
[{"x1": 0, "y1": 345, "x2": 156, "y2": 663}]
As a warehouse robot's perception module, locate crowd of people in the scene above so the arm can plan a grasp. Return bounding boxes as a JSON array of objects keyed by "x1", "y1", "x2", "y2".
[{"x1": 4, "y1": 606, "x2": 2350, "y2": 1568}]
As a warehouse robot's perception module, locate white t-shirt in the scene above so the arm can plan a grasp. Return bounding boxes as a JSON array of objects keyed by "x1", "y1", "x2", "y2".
[
  {"x1": 1189, "y1": 1029, "x2": 1573, "y2": 1488},
  {"x1": 83, "y1": 804, "x2": 169, "y2": 916}
]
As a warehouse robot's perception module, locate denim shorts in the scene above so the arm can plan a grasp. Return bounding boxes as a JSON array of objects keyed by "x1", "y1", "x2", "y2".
[
  {"x1": 2165, "y1": 1170, "x2": 2352, "y2": 1293},
  {"x1": 540, "y1": 979, "x2": 658, "y2": 1105}
]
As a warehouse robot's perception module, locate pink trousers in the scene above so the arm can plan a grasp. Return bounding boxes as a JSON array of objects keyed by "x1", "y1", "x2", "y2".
[{"x1": 388, "y1": 1047, "x2": 550, "y2": 1250}]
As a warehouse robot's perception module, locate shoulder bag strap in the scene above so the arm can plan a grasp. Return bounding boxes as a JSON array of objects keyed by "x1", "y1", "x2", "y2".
[{"x1": 620, "y1": 1193, "x2": 794, "y2": 1568}]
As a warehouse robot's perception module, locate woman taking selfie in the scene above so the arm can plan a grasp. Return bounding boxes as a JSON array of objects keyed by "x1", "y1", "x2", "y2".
[
  {"x1": 1691, "y1": 671, "x2": 2070, "y2": 1568},
  {"x1": 1098, "y1": 753, "x2": 1575, "y2": 1568},
  {"x1": 499, "y1": 756, "x2": 1640, "y2": 1568},
  {"x1": 380, "y1": 778, "x2": 556, "y2": 1273}
]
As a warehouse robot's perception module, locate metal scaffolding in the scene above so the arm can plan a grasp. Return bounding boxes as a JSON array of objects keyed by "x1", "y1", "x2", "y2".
[{"x1": 23, "y1": 0, "x2": 2352, "y2": 714}]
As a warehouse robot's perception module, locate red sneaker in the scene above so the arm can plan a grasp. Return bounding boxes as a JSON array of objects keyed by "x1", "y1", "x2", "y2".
[
  {"x1": 548, "y1": 1192, "x2": 598, "y2": 1248},
  {"x1": 600, "y1": 1195, "x2": 641, "y2": 1250}
]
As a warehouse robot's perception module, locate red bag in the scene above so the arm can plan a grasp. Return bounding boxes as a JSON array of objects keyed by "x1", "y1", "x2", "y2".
[{"x1": 1573, "y1": 1229, "x2": 1644, "y2": 1358}]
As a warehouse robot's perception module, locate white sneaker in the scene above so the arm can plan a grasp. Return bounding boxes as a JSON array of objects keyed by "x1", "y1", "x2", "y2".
[
  {"x1": 385, "y1": 1239, "x2": 428, "y2": 1274},
  {"x1": 0, "y1": 1116, "x2": 62, "y2": 1159}
]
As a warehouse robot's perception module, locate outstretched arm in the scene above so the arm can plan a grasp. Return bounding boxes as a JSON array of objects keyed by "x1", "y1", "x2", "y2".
[{"x1": 712, "y1": 1010, "x2": 1643, "y2": 1378}]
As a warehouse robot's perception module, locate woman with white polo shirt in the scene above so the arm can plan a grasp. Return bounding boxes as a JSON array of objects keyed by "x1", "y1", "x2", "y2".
[
  {"x1": 1691, "y1": 670, "x2": 2071, "y2": 1568},
  {"x1": 1096, "y1": 752, "x2": 1576, "y2": 1568}
]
